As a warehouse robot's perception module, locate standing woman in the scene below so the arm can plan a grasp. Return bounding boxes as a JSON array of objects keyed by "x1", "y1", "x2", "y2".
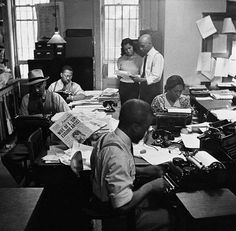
[{"x1": 117, "y1": 38, "x2": 142, "y2": 105}]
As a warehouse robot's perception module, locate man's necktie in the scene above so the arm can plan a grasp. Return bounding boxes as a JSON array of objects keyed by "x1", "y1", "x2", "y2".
[
  {"x1": 130, "y1": 144, "x2": 134, "y2": 156},
  {"x1": 141, "y1": 55, "x2": 147, "y2": 78}
]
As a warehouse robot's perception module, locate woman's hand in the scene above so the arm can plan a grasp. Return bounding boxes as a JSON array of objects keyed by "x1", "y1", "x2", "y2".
[{"x1": 129, "y1": 74, "x2": 146, "y2": 83}]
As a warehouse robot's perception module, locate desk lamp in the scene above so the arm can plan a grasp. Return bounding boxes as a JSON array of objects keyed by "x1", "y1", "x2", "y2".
[{"x1": 48, "y1": 0, "x2": 66, "y2": 44}]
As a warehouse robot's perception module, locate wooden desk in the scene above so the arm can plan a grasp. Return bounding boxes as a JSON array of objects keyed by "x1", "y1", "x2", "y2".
[
  {"x1": 176, "y1": 188, "x2": 236, "y2": 231},
  {"x1": 0, "y1": 188, "x2": 43, "y2": 231},
  {"x1": 192, "y1": 98, "x2": 232, "y2": 122}
]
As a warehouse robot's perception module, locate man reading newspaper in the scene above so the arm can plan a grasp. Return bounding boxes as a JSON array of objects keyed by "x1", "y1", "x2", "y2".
[{"x1": 50, "y1": 112, "x2": 107, "y2": 148}]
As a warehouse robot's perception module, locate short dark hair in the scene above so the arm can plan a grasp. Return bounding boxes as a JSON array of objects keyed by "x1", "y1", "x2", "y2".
[
  {"x1": 119, "y1": 99, "x2": 153, "y2": 128},
  {"x1": 164, "y1": 75, "x2": 185, "y2": 92},
  {"x1": 61, "y1": 65, "x2": 73, "y2": 73},
  {"x1": 121, "y1": 38, "x2": 135, "y2": 56}
]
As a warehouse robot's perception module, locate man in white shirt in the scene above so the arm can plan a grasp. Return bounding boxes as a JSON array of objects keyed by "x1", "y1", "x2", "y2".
[
  {"x1": 48, "y1": 65, "x2": 86, "y2": 102},
  {"x1": 130, "y1": 34, "x2": 164, "y2": 104}
]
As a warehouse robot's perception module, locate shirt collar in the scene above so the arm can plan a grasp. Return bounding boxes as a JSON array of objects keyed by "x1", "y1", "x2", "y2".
[
  {"x1": 147, "y1": 46, "x2": 158, "y2": 56},
  {"x1": 114, "y1": 127, "x2": 132, "y2": 150}
]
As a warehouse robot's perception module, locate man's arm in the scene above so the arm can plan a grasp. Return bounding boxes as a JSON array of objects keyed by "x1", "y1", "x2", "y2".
[
  {"x1": 136, "y1": 165, "x2": 164, "y2": 178},
  {"x1": 47, "y1": 82, "x2": 55, "y2": 92},
  {"x1": 118, "y1": 177, "x2": 166, "y2": 212},
  {"x1": 52, "y1": 93, "x2": 70, "y2": 112},
  {"x1": 69, "y1": 82, "x2": 86, "y2": 101},
  {"x1": 19, "y1": 95, "x2": 29, "y2": 115}
]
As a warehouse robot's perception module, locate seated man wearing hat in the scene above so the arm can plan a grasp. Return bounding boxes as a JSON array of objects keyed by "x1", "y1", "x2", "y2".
[
  {"x1": 1, "y1": 69, "x2": 70, "y2": 185},
  {"x1": 48, "y1": 65, "x2": 86, "y2": 103},
  {"x1": 20, "y1": 69, "x2": 70, "y2": 116}
]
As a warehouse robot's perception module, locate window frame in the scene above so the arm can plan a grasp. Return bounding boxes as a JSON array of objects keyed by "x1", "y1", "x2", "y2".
[
  {"x1": 103, "y1": 0, "x2": 140, "y2": 78},
  {"x1": 13, "y1": 0, "x2": 50, "y2": 78}
]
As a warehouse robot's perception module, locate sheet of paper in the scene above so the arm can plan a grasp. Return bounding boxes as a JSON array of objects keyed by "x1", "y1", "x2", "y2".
[
  {"x1": 210, "y1": 109, "x2": 236, "y2": 122},
  {"x1": 191, "y1": 151, "x2": 221, "y2": 168},
  {"x1": 212, "y1": 34, "x2": 227, "y2": 53},
  {"x1": 196, "y1": 52, "x2": 211, "y2": 71},
  {"x1": 196, "y1": 15, "x2": 217, "y2": 39},
  {"x1": 167, "y1": 108, "x2": 191, "y2": 114},
  {"x1": 133, "y1": 143, "x2": 185, "y2": 165},
  {"x1": 230, "y1": 41, "x2": 236, "y2": 60},
  {"x1": 84, "y1": 90, "x2": 102, "y2": 97},
  {"x1": 228, "y1": 59, "x2": 236, "y2": 77},
  {"x1": 214, "y1": 57, "x2": 229, "y2": 77},
  {"x1": 115, "y1": 70, "x2": 132, "y2": 81},
  {"x1": 201, "y1": 57, "x2": 216, "y2": 80},
  {"x1": 181, "y1": 133, "x2": 200, "y2": 149},
  {"x1": 195, "y1": 96, "x2": 213, "y2": 101}
]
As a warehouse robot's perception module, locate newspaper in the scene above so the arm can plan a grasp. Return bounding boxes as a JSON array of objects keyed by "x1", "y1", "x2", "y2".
[
  {"x1": 115, "y1": 70, "x2": 132, "y2": 81},
  {"x1": 50, "y1": 112, "x2": 107, "y2": 148}
]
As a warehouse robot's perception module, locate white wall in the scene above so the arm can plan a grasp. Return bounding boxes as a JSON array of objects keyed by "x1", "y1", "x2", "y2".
[{"x1": 162, "y1": 0, "x2": 226, "y2": 86}]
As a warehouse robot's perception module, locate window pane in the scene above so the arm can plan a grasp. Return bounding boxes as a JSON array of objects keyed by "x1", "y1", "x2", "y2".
[
  {"x1": 129, "y1": 20, "x2": 139, "y2": 38},
  {"x1": 19, "y1": 64, "x2": 29, "y2": 79},
  {"x1": 105, "y1": 0, "x2": 119, "y2": 5},
  {"x1": 15, "y1": 0, "x2": 50, "y2": 77},
  {"x1": 105, "y1": 0, "x2": 138, "y2": 4},
  {"x1": 15, "y1": 0, "x2": 49, "y2": 6},
  {"x1": 121, "y1": 0, "x2": 139, "y2": 4},
  {"x1": 16, "y1": 7, "x2": 34, "y2": 20},
  {"x1": 104, "y1": 1, "x2": 139, "y2": 77}
]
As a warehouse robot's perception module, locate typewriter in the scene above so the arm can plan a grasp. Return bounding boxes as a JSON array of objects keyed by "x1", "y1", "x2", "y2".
[
  {"x1": 154, "y1": 109, "x2": 192, "y2": 136},
  {"x1": 164, "y1": 151, "x2": 226, "y2": 192},
  {"x1": 198, "y1": 120, "x2": 236, "y2": 164}
]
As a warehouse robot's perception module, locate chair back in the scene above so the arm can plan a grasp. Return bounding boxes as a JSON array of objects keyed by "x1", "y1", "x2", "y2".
[
  {"x1": 14, "y1": 115, "x2": 51, "y2": 143},
  {"x1": 27, "y1": 128, "x2": 45, "y2": 166}
]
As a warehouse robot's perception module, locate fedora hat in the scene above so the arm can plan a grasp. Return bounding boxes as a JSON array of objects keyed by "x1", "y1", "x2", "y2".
[{"x1": 24, "y1": 69, "x2": 49, "y2": 85}]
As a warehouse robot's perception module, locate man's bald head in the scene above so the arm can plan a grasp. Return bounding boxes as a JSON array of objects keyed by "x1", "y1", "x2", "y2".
[{"x1": 138, "y1": 34, "x2": 153, "y2": 55}]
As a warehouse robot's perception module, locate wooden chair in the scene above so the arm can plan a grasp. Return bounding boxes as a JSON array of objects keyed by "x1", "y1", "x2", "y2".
[
  {"x1": 26, "y1": 128, "x2": 47, "y2": 186},
  {"x1": 82, "y1": 199, "x2": 135, "y2": 231},
  {"x1": 1, "y1": 116, "x2": 51, "y2": 185}
]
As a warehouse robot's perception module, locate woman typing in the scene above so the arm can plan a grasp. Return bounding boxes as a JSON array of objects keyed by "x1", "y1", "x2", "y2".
[{"x1": 151, "y1": 75, "x2": 190, "y2": 113}]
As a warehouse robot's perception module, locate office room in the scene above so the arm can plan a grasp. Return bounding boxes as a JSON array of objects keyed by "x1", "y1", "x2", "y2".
[{"x1": 1, "y1": 0, "x2": 236, "y2": 230}]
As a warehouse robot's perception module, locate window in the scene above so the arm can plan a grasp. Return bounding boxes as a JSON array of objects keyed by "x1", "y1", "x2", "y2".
[
  {"x1": 14, "y1": 0, "x2": 49, "y2": 78},
  {"x1": 103, "y1": 0, "x2": 139, "y2": 78}
]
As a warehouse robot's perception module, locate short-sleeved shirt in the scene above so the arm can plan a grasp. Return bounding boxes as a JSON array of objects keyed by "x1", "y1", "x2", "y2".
[
  {"x1": 90, "y1": 128, "x2": 135, "y2": 208},
  {"x1": 19, "y1": 90, "x2": 70, "y2": 116},
  {"x1": 48, "y1": 79, "x2": 84, "y2": 96},
  {"x1": 151, "y1": 93, "x2": 190, "y2": 113}
]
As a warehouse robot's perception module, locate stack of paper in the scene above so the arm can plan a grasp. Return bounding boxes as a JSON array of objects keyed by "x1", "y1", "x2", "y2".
[{"x1": 210, "y1": 90, "x2": 234, "y2": 100}]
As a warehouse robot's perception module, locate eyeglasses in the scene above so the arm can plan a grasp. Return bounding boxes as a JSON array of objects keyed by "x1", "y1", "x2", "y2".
[{"x1": 63, "y1": 74, "x2": 73, "y2": 78}]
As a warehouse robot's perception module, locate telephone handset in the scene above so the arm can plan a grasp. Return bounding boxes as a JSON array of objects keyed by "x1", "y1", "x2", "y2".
[{"x1": 151, "y1": 129, "x2": 175, "y2": 147}]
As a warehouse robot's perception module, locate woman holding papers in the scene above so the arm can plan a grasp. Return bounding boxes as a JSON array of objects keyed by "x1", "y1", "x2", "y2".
[
  {"x1": 151, "y1": 75, "x2": 190, "y2": 113},
  {"x1": 116, "y1": 38, "x2": 142, "y2": 105}
]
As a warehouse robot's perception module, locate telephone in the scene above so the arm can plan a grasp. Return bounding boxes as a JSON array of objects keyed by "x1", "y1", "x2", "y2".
[
  {"x1": 102, "y1": 100, "x2": 117, "y2": 112},
  {"x1": 145, "y1": 128, "x2": 174, "y2": 147}
]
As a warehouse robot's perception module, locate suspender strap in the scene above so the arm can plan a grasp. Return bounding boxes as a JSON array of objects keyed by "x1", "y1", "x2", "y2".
[{"x1": 99, "y1": 134, "x2": 122, "y2": 151}]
